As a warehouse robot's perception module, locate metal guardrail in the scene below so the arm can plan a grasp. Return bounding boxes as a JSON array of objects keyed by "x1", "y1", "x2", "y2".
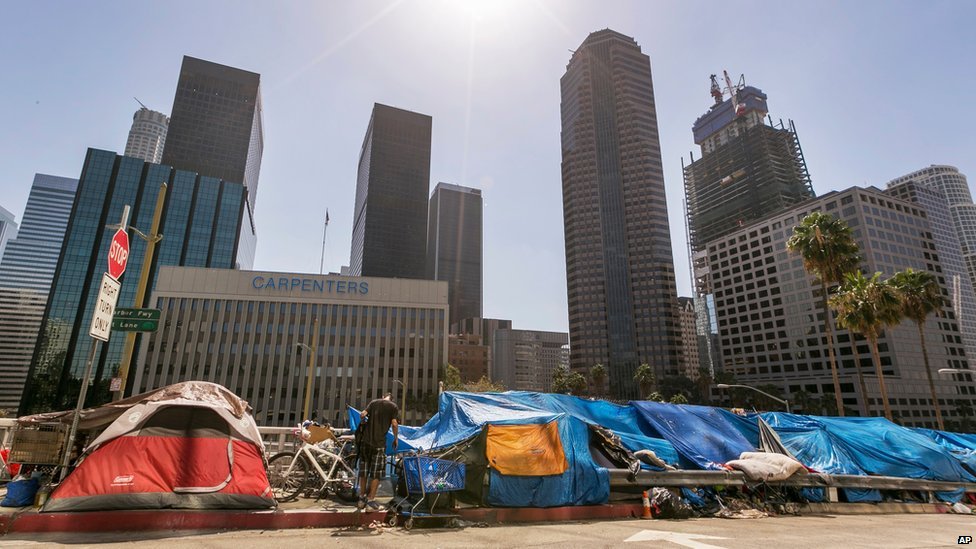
[
  {"x1": 609, "y1": 469, "x2": 976, "y2": 493},
  {"x1": 258, "y1": 426, "x2": 296, "y2": 455}
]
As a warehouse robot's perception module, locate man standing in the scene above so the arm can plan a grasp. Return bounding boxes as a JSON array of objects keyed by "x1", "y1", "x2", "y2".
[{"x1": 357, "y1": 392, "x2": 399, "y2": 510}]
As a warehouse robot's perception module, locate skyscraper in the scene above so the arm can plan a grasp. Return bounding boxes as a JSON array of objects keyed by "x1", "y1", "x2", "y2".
[
  {"x1": 124, "y1": 106, "x2": 169, "y2": 163},
  {"x1": 161, "y1": 56, "x2": 263, "y2": 269},
  {"x1": 560, "y1": 29, "x2": 681, "y2": 398},
  {"x1": 350, "y1": 103, "x2": 432, "y2": 279},
  {"x1": 0, "y1": 206, "x2": 15, "y2": 262},
  {"x1": 0, "y1": 174, "x2": 77, "y2": 410},
  {"x1": 427, "y1": 183, "x2": 482, "y2": 324},
  {"x1": 683, "y1": 79, "x2": 814, "y2": 253},
  {"x1": 886, "y1": 174, "x2": 976, "y2": 362},
  {"x1": 706, "y1": 186, "x2": 974, "y2": 427},
  {"x1": 493, "y1": 328, "x2": 569, "y2": 392},
  {"x1": 20, "y1": 149, "x2": 248, "y2": 414}
]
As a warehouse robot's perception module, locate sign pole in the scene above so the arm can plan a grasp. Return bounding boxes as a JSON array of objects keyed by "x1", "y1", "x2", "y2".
[
  {"x1": 303, "y1": 317, "x2": 319, "y2": 420},
  {"x1": 58, "y1": 340, "x2": 99, "y2": 482},
  {"x1": 59, "y1": 205, "x2": 129, "y2": 481},
  {"x1": 113, "y1": 183, "x2": 166, "y2": 401}
]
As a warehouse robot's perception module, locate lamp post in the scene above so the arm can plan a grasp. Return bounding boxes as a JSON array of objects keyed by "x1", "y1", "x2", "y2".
[
  {"x1": 295, "y1": 318, "x2": 319, "y2": 421},
  {"x1": 393, "y1": 379, "x2": 407, "y2": 424},
  {"x1": 716, "y1": 383, "x2": 791, "y2": 413}
]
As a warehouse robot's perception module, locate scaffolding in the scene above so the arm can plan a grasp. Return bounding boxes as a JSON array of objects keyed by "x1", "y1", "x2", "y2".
[{"x1": 684, "y1": 117, "x2": 814, "y2": 254}]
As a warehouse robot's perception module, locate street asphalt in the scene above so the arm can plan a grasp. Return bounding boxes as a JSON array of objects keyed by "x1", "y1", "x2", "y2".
[{"x1": 0, "y1": 513, "x2": 972, "y2": 548}]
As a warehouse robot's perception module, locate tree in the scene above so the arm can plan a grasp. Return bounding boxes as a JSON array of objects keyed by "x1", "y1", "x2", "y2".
[
  {"x1": 829, "y1": 272, "x2": 902, "y2": 421},
  {"x1": 633, "y1": 363, "x2": 656, "y2": 399},
  {"x1": 790, "y1": 389, "x2": 813, "y2": 414},
  {"x1": 846, "y1": 329, "x2": 871, "y2": 416},
  {"x1": 590, "y1": 364, "x2": 607, "y2": 396},
  {"x1": 890, "y1": 269, "x2": 946, "y2": 430},
  {"x1": 442, "y1": 364, "x2": 463, "y2": 391},
  {"x1": 787, "y1": 212, "x2": 861, "y2": 416},
  {"x1": 646, "y1": 392, "x2": 665, "y2": 403},
  {"x1": 465, "y1": 376, "x2": 506, "y2": 393},
  {"x1": 552, "y1": 366, "x2": 587, "y2": 395},
  {"x1": 659, "y1": 375, "x2": 696, "y2": 402},
  {"x1": 695, "y1": 367, "x2": 714, "y2": 405},
  {"x1": 669, "y1": 393, "x2": 688, "y2": 405}
]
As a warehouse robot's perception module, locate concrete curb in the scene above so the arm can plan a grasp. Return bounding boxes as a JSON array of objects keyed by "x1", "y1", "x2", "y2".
[{"x1": 0, "y1": 501, "x2": 957, "y2": 535}]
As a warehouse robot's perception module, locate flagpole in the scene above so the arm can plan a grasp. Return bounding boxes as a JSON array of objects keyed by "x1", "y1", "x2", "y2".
[{"x1": 320, "y1": 210, "x2": 329, "y2": 275}]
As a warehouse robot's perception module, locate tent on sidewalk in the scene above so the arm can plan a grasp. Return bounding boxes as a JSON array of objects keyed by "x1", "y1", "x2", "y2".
[{"x1": 27, "y1": 381, "x2": 275, "y2": 512}]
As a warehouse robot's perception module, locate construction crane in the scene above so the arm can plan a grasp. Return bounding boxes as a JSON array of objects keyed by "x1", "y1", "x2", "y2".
[
  {"x1": 723, "y1": 70, "x2": 747, "y2": 117},
  {"x1": 133, "y1": 97, "x2": 149, "y2": 110}
]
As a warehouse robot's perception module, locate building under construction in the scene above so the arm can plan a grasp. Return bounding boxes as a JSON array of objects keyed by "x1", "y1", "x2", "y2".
[{"x1": 683, "y1": 77, "x2": 815, "y2": 258}]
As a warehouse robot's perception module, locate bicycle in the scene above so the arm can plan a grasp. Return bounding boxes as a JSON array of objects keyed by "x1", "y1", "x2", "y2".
[{"x1": 266, "y1": 423, "x2": 359, "y2": 502}]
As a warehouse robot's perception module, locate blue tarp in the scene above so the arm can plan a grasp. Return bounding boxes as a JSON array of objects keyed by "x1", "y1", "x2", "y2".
[
  {"x1": 724, "y1": 411, "x2": 880, "y2": 502},
  {"x1": 914, "y1": 428, "x2": 976, "y2": 476},
  {"x1": 632, "y1": 401, "x2": 755, "y2": 470},
  {"x1": 387, "y1": 392, "x2": 613, "y2": 507}
]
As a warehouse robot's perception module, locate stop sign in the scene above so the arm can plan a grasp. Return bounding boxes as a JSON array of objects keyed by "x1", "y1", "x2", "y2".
[{"x1": 107, "y1": 228, "x2": 130, "y2": 280}]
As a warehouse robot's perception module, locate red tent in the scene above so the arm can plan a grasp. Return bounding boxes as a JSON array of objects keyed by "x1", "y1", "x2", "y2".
[{"x1": 34, "y1": 381, "x2": 275, "y2": 512}]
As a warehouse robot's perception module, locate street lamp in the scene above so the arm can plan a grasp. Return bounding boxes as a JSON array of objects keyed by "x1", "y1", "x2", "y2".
[
  {"x1": 716, "y1": 383, "x2": 791, "y2": 413},
  {"x1": 939, "y1": 368, "x2": 970, "y2": 375},
  {"x1": 295, "y1": 318, "x2": 319, "y2": 422},
  {"x1": 393, "y1": 379, "x2": 407, "y2": 424}
]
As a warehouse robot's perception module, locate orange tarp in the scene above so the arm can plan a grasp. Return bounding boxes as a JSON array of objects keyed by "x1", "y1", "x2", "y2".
[{"x1": 486, "y1": 422, "x2": 569, "y2": 476}]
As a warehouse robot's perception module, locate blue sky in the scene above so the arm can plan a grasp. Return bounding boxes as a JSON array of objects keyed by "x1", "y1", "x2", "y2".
[{"x1": 1, "y1": 0, "x2": 974, "y2": 334}]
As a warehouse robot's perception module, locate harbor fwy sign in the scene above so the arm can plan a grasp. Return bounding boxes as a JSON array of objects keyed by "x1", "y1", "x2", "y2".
[{"x1": 251, "y1": 275, "x2": 369, "y2": 295}]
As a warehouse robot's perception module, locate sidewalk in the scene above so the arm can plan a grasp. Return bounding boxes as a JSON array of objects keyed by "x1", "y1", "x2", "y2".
[{"x1": 0, "y1": 492, "x2": 956, "y2": 535}]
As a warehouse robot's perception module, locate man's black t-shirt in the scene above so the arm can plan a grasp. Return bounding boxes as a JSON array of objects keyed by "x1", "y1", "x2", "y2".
[{"x1": 361, "y1": 398, "x2": 399, "y2": 448}]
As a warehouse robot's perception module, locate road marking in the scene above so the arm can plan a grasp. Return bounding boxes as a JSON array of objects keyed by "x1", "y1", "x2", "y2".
[{"x1": 624, "y1": 528, "x2": 729, "y2": 549}]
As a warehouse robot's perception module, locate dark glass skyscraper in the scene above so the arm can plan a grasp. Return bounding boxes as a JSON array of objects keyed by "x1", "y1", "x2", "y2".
[
  {"x1": 350, "y1": 103, "x2": 431, "y2": 279},
  {"x1": 560, "y1": 30, "x2": 681, "y2": 399},
  {"x1": 20, "y1": 149, "x2": 247, "y2": 414},
  {"x1": 0, "y1": 174, "x2": 77, "y2": 410},
  {"x1": 161, "y1": 56, "x2": 262, "y2": 269},
  {"x1": 427, "y1": 183, "x2": 482, "y2": 324}
]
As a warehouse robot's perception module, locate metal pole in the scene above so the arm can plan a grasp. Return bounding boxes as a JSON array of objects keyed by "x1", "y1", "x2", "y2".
[
  {"x1": 114, "y1": 184, "x2": 166, "y2": 401},
  {"x1": 59, "y1": 205, "x2": 130, "y2": 481},
  {"x1": 401, "y1": 379, "x2": 407, "y2": 424},
  {"x1": 320, "y1": 211, "x2": 329, "y2": 275},
  {"x1": 303, "y1": 317, "x2": 318, "y2": 420},
  {"x1": 59, "y1": 340, "x2": 99, "y2": 481}
]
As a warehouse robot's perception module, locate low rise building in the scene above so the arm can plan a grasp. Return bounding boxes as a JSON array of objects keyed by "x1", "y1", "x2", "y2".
[{"x1": 135, "y1": 267, "x2": 448, "y2": 426}]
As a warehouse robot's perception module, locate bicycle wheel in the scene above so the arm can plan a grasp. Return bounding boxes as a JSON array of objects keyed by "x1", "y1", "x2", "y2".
[{"x1": 267, "y1": 452, "x2": 308, "y2": 502}]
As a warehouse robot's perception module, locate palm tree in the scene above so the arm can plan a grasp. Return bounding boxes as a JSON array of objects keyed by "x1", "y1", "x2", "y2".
[
  {"x1": 890, "y1": 269, "x2": 946, "y2": 430},
  {"x1": 846, "y1": 329, "x2": 871, "y2": 416},
  {"x1": 695, "y1": 367, "x2": 714, "y2": 404},
  {"x1": 633, "y1": 363, "x2": 656, "y2": 399},
  {"x1": 829, "y1": 272, "x2": 902, "y2": 421},
  {"x1": 590, "y1": 363, "x2": 607, "y2": 397},
  {"x1": 787, "y1": 212, "x2": 861, "y2": 416}
]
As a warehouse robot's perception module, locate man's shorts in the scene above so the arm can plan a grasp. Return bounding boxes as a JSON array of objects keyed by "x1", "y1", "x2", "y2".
[{"x1": 359, "y1": 444, "x2": 386, "y2": 480}]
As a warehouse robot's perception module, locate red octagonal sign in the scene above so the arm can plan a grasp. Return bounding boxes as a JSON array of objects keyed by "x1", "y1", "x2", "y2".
[{"x1": 107, "y1": 228, "x2": 130, "y2": 280}]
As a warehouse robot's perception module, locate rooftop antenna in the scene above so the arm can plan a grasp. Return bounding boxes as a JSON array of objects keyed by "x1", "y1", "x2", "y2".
[{"x1": 133, "y1": 97, "x2": 149, "y2": 110}]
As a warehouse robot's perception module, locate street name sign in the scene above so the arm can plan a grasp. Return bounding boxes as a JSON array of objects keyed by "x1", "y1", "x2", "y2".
[
  {"x1": 89, "y1": 273, "x2": 121, "y2": 342},
  {"x1": 111, "y1": 318, "x2": 159, "y2": 332},
  {"x1": 114, "y1": 308, "x2": 161, "y2": 320},
  {"x1": 107, "y1": 228, "x2": 129, "y2": 280}
]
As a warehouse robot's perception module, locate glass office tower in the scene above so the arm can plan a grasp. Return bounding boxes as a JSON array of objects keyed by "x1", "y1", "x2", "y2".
[
  {"x1": 350, "y1": 103, "x2": 432, "y2": 279},
  {"x1": 20, "y1": 149, "x2": 247, "y2": 414},
  {"x1": 0, "y1": 174, "x2": 77, "y2": 410},
  {"x1": 161, "y1": 56, "x2": 262, "y2": 270},
  {"x1": 427, "y1": 182, "x2": 482, "y2": 325}
]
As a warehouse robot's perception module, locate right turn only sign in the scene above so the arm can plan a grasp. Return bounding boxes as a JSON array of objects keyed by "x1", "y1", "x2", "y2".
[{"x1": 89, "y1": 273, "x2": 121, "y2": 341}]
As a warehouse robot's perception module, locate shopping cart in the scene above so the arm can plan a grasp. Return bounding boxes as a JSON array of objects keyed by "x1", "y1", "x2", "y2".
[{"x1": 387, "y1": 454, "x2": 465, "y2": 530}]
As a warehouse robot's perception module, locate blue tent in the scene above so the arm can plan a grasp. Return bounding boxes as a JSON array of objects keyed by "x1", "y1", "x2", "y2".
[
  {"x1": 387, "y1": 392, "x2": 613, "y2": 507},
  {"x1": 632, "y1": 401, "x2": 754, "y2": 470}
]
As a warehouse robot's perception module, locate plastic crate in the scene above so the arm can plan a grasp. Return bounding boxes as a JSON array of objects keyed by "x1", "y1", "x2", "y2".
[
  {"x1": 8, "y1": 423, "x2": 68, "y2": 465},
  {"x1": 402, "y1": 456, "x2": 465, "y2": 494}
]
